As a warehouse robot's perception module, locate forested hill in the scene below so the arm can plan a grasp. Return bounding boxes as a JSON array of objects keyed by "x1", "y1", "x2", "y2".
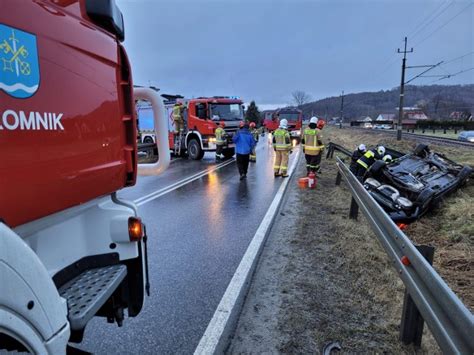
[{"x1": 300, "y1": 84, "x2": 474, "y2": 121}]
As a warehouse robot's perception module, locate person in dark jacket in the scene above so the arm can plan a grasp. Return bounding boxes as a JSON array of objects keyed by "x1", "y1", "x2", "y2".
[
  {"x1": 349, "y1": 144, "x2": 367, "y2": 174},
  {"x1": 355, "y1": 145, "x2": 385, "y2": 179},
  {"x1": 233, "y1": 122, "x2": 256, "y2": 180}
]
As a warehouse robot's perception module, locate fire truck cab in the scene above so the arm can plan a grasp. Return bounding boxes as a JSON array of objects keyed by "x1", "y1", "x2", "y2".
[
  {"x1": 264, "y1": 107, "x2": 303, "y2": 140},
  {"x1": 167, "y1": 96, "x2": 244, "y2": 160}
]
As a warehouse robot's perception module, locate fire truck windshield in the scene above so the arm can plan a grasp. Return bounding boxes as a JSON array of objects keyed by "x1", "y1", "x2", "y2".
[
  {"x1": 278, "y1": 113, "x2": 300, "y2": 121},
  {"x1": 210, "y1": 103, "x2": 243, "y2": 121}
]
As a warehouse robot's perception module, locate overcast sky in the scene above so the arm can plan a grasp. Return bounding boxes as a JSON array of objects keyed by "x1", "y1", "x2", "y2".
[{"x1": 117, "y1": 0, "x2": 474, "y2": 109}]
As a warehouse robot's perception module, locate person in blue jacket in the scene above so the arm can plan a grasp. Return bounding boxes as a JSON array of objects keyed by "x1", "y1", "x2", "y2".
[{"x1": 232, "y1": 121, "x2": 256, "y2": 180}]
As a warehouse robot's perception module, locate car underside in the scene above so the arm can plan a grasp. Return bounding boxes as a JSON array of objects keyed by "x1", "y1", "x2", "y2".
[{"x1": 363, "y1": 144, "x2": 472, "y2": 223}]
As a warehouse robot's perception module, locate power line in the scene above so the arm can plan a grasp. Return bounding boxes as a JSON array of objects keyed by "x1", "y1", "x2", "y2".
[
  {"x1": 364, "y1": 1, "x2": 454, "y2": 87},
  {"x1": 414, "y1": 2, "x2": 473, "y2": 47},
  {"x1": 409, "y1": 0, "x2": 455, "y2": 40},
  {"x1": 405, "y1": 61, "x2": 444, "y2": 84},
  {"x1": 428, "y1": 66, "x2": 474, "y2": 83},
  {"x1": 443, "y1": 51, "x2": 474, "y2": 65},
  {"x1": 406, "y1": 0, "x2": 449, "y2": 37}
]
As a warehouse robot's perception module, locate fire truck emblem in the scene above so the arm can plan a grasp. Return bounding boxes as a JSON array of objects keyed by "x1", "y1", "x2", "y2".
[{"x1": 0, "y1": 24, "x2": 40, "y2": 98}]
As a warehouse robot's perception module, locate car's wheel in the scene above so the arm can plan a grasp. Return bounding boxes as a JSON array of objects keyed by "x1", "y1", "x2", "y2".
[
  {"x1": 143, "y1": 136, "x2": 154, "y2": 144},
  {"x1": 368, "y1": 160, "x2": 386, "y2": 177},
  {"x1": 414, "y1": 188, "x2": 435, "y2": 210},
  {"x1": 187, "y1": 138, "x2": 204, "y2": 160},
  {"x1": 458, "y1": 166, "x2": 472, "y2": 184},
  {"x1": 414, "y1": 144, "x2": 430, "y2": 158},
  {"x1": 222, "y1": 148, "x2": 235, "y2": 159}
]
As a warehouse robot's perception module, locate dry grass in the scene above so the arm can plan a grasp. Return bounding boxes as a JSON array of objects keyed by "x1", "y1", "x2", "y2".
[
  {"x1": 325, "y1": 126, "x2": 473, "y2": 311},
  {"x1": 275, "y1": 157, "x2": 428, "y2": 352}
]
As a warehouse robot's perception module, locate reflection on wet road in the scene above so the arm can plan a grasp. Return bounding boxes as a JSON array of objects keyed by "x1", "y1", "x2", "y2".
[{"x1": 81, "y1": 138, "x2": 296, "y2": 354}]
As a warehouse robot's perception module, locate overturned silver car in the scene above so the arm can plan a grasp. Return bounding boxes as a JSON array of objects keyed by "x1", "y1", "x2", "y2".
[{"x1": 363, "y1": 144, "x2": 472, "y2": 223}]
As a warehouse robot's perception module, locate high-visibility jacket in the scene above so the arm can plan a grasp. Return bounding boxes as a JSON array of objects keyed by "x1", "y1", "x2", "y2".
[
  {"x1": 356, "y1": 149, "x2": 380, "y2": 169},
  {"x1": 251, "y1": 128, "x2": 259, "y2": 140},
  {"x1": 173, "y1": 105, "x2": 182, "y2": 121},
  {"x1": 303, "y1": 128, "x2": 324, "y2": 155},
  {"x1": 215, "y1": 127, "x2": 226, "y2": 144},
  {"x1": 273, "y1": 128, "x2": 291, "y2": 151}
]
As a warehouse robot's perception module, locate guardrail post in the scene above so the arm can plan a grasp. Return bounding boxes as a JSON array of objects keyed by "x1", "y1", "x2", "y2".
[
  {"x1": 326, "y1": 145, "x2": 332, "y2": 159},
  {"x1": 454, "y1": 128, "x2": 458, "y2": 134},
  {"x1": 400, "y1": 245, "x2": 435, "y2": 347},
  {"x1": 349, "y1": 197, "x2": 359, "y2": 219},
  {"x1": 443, "y1": 128, "x2": 447, "y2": 134},
  {"x1": 335, "y1": 171, "x2": 342, "y2": 186}
]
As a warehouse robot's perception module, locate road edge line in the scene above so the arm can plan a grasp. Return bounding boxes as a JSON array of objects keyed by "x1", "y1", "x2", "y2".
[{"x1": 194, "y1": 150, "x2": 301, "y2": 355}]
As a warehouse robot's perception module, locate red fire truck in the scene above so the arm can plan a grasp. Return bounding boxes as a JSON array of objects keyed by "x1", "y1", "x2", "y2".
[
  {"x1": 0, "y1": 1, "x2": 169, "y2": 352},
  {"x1": 138, "y1": 96, "x2": 244, "y2": 160},
  {"x1": 263, "y1": 107, "x2": 303, "y2": 140}
]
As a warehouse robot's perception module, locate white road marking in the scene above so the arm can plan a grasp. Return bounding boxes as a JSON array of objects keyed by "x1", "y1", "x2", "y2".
[
  {"x1": 194, "y1": 150, "x2": 301, "y2": 355},
  {"x1": 134, "y1": 143, "x2": 267, "y2": 206},
  {"x1": 134, "y1": 158, "x2": 235, "y2": 206}
]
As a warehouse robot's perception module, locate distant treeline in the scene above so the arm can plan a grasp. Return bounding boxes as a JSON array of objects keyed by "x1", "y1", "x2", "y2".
[{"x1": 299, "y1": 84, "x2": 474, "y2": 121}]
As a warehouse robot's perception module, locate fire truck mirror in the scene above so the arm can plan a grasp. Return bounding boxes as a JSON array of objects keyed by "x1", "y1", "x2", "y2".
[{"x1": 134, "y1": 87, "x2": 171, "y2": 175}]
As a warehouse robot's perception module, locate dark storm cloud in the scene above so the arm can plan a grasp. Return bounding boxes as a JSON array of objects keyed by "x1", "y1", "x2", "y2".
[{"x1": 118, "y1": 0, "x2": 473, "y2": 106}]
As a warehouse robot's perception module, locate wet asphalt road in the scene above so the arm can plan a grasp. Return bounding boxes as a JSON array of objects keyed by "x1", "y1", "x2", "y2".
[{"x1": 80, "y1": 137, "x2": 296, "y2": 354}]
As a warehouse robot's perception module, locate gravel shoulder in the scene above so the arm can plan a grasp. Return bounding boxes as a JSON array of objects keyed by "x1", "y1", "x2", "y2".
[{"x1": 228, "y1": 144, "x2": 442, "y2": 353}]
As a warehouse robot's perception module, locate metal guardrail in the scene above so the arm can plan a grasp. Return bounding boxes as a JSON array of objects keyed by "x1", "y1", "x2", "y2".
[
  {"x1": 325, "y1": 142, "x2": 352, "y2": 159},
  {"x1": 348, "y1": 126, "x2": 474, "y2": 148},
  {"x1": 335, "y1": 156, "x2": 474, "y2": 353}
]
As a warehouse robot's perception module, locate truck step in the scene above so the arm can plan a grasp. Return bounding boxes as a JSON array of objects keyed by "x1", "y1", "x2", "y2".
[{"x1": 58, "y1": 264, "x2": 127, "y2": 330}]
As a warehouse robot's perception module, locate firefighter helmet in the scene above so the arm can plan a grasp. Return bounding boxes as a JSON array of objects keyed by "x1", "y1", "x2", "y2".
[
  {"x1": 310, "y1": 116, "x2": 318, "y2": 124},
  {"x1": 279, "y1": 119, "x2": 288, "y2": 129},
  {"x1": 383, "y1": 154, "x2": 393, "y2": 163},
  {"x1": 249, "y1": 122, "x2": 256, "y2": 128},
  {"x1": 358, "y1": 144, "x2": 366, "y2": 152},
  {"x1": 317, "y1": 120, "x2": 325, "y2": 129},
  {"x1": 377, "y1": 146, "x2": 386, "y2": 156}
]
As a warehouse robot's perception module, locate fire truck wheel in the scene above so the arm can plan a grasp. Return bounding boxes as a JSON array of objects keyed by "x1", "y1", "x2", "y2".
[
  {"x1": 188, "y1": 138, "x2": 204, "y2": 160},
  {"x1": 143, "y1": 136, "x2": 154, "y2": 144},
  {"x1": 223, "y1": 148, "x2": 235, "y2": 159}
]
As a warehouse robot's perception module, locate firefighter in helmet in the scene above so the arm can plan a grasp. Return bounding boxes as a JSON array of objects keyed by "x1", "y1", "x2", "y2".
[
  {"x1": 302, "y1": 117, "x2": 324, "y2": 175},
  {"x1": 383, "y1": 154, "x2": 393, "y2": 163},
  {"x1": 273, "y1": 119, "x2": 291, "y2": 177},
  {"x1": 350, "y1": 144, "x2": 367, "y2": 174},
  {"x1": 249, "y1": 122, "x2": 258, "y2": 162},
  {"x1": 355, "y1": 145, "x2": 385, "y2": 179},
  {"x1": 173, "y1": 102, "x2": 185, "y2": 136},
  {"x1": 215, "y1": 120, "x2": 227, "y2": 161}
]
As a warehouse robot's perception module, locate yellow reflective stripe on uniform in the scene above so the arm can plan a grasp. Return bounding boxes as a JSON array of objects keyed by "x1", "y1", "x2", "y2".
[
  {"x1": 364, "y1": 151, "x2": 375, "y2": 159},
  {"x1": 173, "y1": 105, "x2": 181, "y2": 120},
  {"x1": 274, "y1": 129, "x2": 290, "y2": 149},
  {"x1": 357, "y1": 159, "x2": 369, "y2": 169},
  {"x1": 215, "y1": 128, "x2": 225, "y2": 144}
]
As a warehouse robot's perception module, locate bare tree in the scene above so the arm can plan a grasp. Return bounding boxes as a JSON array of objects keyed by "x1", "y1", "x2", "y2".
[{"x1": 291, "y1": 90, "x2": 311, "y2": 107}]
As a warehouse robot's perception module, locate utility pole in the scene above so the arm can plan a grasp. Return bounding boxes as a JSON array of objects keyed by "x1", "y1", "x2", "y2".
[
  {"x1": 397, "y1": 37, "x2": 413, "y2": 140},
  {"x1": 339, "y1": 90, "x2": 344, "y2": 129}
]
